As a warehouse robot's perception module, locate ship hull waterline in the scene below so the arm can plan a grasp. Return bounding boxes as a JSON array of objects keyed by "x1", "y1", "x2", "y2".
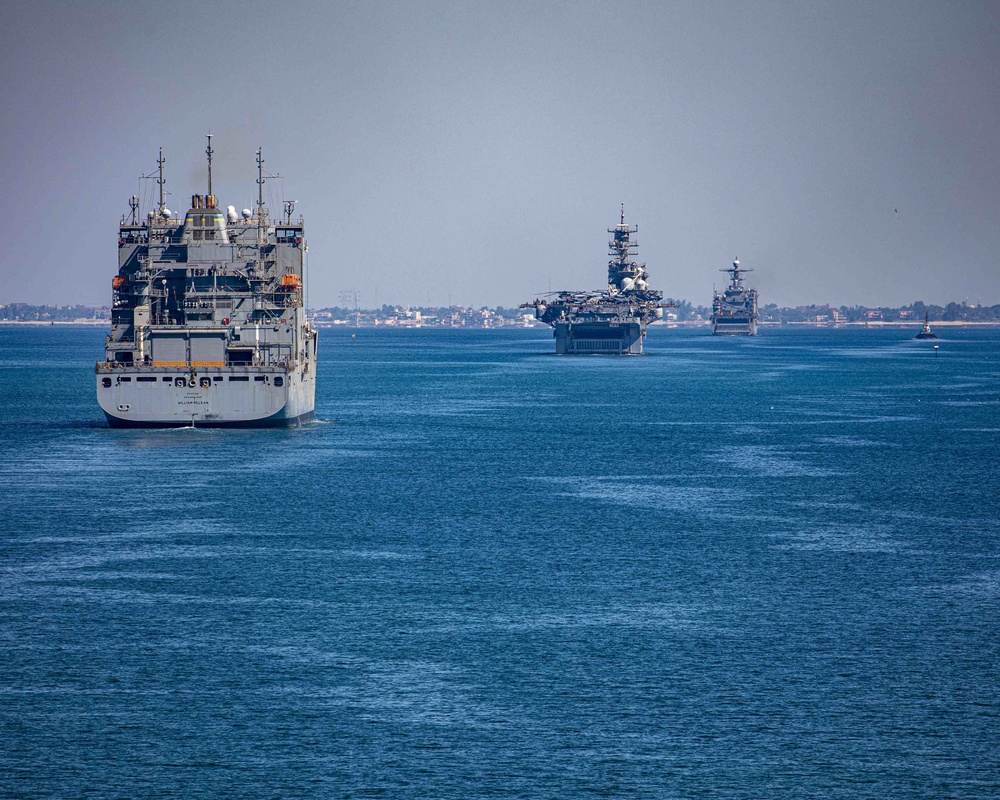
[
  {"x1": 103, "y1": 409, "x2": 315, "y2": 428},
  {"x1": 97, "y1": 365, "x2": 316, "y2": 429},
  {"x1": 553, "y1": 321, "x2": 646, "y2": 355},
  {"x1": 711, "y1": 319, "x2": 758, "y2": 336}
]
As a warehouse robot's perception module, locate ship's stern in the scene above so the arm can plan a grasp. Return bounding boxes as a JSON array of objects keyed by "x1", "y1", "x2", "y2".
[{"x1": 96, "y1": 364, "x2": 311, "y2": 427}]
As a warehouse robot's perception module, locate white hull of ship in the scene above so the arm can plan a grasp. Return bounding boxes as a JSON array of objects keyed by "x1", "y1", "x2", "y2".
[{"x1": 97, "y1": 366, "x2": 316, "y2": 427}]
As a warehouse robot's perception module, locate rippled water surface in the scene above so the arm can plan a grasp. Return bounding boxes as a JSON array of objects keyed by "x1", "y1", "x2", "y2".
[{"x1": 2, "y1": 324, "x2": 999, "y2": 798}]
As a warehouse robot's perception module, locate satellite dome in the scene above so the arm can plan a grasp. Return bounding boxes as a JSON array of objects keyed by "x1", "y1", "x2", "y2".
[
  {"x1": 163, "y1": 208, "x2": 172, "y2": 219},
  {"x1": 242, "y1": 208, "x2": 252, "y2": 219},
  {"x1": 147, "y1": 211, "x2": 155, "y2": 220}
]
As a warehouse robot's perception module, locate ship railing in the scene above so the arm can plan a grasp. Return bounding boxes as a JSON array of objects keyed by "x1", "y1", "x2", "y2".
[
  {"x1": 96, "y1": 360, "x2": 293, "y2": 374},
  {"x1": 181, "y1": 289, "x2": 255, "y2": 302}
]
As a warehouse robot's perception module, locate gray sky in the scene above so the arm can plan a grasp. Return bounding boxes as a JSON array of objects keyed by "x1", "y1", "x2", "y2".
[{"x1": 2, "y1": 0, "x2": 998, "y2": 309}]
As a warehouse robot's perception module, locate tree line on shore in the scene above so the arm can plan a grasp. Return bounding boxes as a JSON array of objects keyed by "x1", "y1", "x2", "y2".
[
  {"x1": 654, "y1": 299, "x2": 1000, "y2": 323},
  {"x1": 758, "y1": 300, "x2": 1000, "y2": 324}
]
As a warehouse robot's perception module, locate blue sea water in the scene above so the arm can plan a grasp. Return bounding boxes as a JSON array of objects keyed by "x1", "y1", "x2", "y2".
[{"x1": 1, "y1": 323, "x2": 999, "y2": 798}]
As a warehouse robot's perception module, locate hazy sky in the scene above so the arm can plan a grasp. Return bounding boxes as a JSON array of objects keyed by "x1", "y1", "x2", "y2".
[{"x1": 2, "y1": 0, "x2": 998, "y2": 308}]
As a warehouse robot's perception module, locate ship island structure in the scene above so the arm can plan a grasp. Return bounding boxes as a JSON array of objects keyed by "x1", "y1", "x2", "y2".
[
  {"x1": 711, "y1": 257, "x2": 759, "y2": 335},
  {"x1": 523, "y1": 209, "x2": 667, "y2": 354},
  {"x1": 96, "y1": 137, "x2": 318, "y2": 427}
]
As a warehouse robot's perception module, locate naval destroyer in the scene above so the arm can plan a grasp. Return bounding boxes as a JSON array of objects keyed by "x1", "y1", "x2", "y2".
[
  {"x1": 523, "y1": 209, "x2": 666, "y2": 354},
  {"x1": 711, "y1": 257, "x2": 759, "y2": 335},
  {"x1": 96, "y1": 137, "x2": 317, "y2": 427}
]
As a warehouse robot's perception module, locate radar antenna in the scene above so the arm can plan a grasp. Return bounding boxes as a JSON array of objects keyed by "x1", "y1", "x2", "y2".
[
  {"x1": 720, "y1": 256, "x2": 752, "y2": 289},
  {"x1": 284, "y1": 200, "x2": 296, "y2": 223}
]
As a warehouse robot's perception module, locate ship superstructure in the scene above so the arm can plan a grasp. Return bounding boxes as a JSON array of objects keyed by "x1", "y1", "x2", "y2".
[
  {"x1": 96, "y1": 138, "x2": 318, "y2": 427},
  {"x1": 711, "y1": 257, "x2": 759, "y2": 336},
  {"x1": 523, "y1": 209, "x2": 666, "y2": 354}
]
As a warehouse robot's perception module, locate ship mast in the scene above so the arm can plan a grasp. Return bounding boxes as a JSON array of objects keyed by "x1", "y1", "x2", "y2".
[
  {"x1": 722, "y1": 257, "x2": 752, "y2": 290},
  {"x1": 607, "y1": 204, "x2": 643, "y2": 295},
  {"x1": 609, "y1": 206, "x2": 639, "y2": 264},
  {"x1": 156, "y1": 147, "x2": 166, "y2": 215},
  {"x1": 256, "y1": 148, "x2": 266, "y2": 232},
  {"x1": 138, "y1": 150, "x2": 167, "y2": 220},
  {"x1": 205, "y1": 134, "x2": 214, "y2": 198}
]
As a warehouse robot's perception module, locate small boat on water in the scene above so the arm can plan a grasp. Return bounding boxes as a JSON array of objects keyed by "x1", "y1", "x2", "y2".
[{"x1": 915, "y1": 312, "x2": 937, "y2": 340}]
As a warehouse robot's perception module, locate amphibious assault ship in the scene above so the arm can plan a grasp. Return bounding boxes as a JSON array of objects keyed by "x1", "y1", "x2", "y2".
[
  {"x1": 96, "y1": 137, "x2": 317, "y2": 427},
  {"x1": 523, "y1": 209, "x2": 665, "y2": 354},
  {"x1": 711, "y1": 257, "x2": 759, "y2": 335}
]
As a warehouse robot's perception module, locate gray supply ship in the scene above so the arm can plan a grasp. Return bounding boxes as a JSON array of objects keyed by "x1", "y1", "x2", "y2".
[
  {"x1": 711, "y1": 257, "x2": 759, "y2": 335},
  {"x1": 96, "y1": 137, "x2": 318, "y2": 427},
  {"x1": 523, "y1": 208, "x2": 666, "y2": 354}
]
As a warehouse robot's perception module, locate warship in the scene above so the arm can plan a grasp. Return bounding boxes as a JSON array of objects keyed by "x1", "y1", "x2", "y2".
[
  {"x1": 523, "y1": 208, "x2": 666, "y2": 354},
  {"x1": 96, "y1": 137, "x2": 318, "y2": 427},
  {"x1": 711, "y1": 257, "x2": 759, "y2": 335}
]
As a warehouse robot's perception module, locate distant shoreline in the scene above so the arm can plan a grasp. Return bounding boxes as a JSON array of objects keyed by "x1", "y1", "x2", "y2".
[
  {"x1": 664, "y1": 320, "x2": 1000, "y2": 328},
  {"x1": 6, "y1": 319, "x2": 999, "y2": 329},
  {"x1": 0, "y1": 320, "x2": 110, "y2": 326},
  {"x1": 765, "y1": 320, "x2": 1000, "y2": 328}
]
